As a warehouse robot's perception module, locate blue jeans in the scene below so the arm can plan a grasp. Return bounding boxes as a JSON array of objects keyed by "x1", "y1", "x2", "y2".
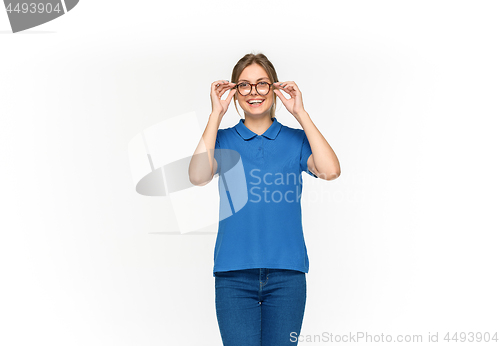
[{"x1": 215, "y1": 268, "x2": 307, "y2": 346}]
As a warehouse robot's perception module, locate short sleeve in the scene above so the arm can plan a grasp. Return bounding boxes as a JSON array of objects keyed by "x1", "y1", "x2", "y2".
[{"x1": 300, "y1": 133, "x2": 318, "y2": 178}]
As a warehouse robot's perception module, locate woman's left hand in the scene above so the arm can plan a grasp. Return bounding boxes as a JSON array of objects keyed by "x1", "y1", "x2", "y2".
[{"x1": 273, "y1": 81, "x2": 306, "y2": 119}]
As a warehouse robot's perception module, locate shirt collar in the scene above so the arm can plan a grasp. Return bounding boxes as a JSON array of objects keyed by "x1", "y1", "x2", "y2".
[{"x1": 235, "y1": 117, "x2": 282, "y2": 140}]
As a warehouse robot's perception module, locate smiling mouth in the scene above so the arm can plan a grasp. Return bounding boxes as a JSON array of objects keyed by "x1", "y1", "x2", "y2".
[{"x1": 247, "y1": 99, "x2": 264, "y2": 106}]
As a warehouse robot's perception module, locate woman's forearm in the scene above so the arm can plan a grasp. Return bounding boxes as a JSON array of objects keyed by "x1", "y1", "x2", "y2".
[
  {"x1": 188, "y1": 112, "x2": 221, "y2": 186},
  {"x1": 296, "y1": 110, "x2": 341, "y2": 180}
]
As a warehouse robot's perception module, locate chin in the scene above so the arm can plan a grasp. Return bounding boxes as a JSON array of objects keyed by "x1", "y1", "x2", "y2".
[
  {"x1": 244, "y1": 105, "x2": 273, "y2": 117},
  {"x1": 245, "y1": 110, "x2": 271, "y2": 118}
]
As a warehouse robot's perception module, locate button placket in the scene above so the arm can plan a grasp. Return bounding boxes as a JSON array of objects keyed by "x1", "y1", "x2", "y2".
[{"x1": 256, "y1": 136, "x2": 264, "y2": 159}]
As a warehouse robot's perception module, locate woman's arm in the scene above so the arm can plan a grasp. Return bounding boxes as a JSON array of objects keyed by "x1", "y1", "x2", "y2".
[
  {"x1": 273, "y1": 81, "x2": 341, "y2": 181},
  {"x1": 188, "y1": 112, "x2": 220, "y2": 186},
  {"x1": 189, "y1": 80, "x2": 236, "y2": 186},
  {"x1": 297, "y1": 110, "x2": 341, "y2": 181}
]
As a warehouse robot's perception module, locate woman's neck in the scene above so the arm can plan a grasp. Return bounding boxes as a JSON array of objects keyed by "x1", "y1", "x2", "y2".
[{"x1": 242, "y1": 114, "x2": 273, "y2": 136}]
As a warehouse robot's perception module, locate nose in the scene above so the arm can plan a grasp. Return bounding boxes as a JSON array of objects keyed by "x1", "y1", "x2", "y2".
[{"x1": 250, "y1": 85, "x2": 259, "y2": 95}]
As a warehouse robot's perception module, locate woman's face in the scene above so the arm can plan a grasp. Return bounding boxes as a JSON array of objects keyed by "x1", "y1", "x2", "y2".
[{"x1": 235, "y1": 63, "x2": 274, "y2": 118}]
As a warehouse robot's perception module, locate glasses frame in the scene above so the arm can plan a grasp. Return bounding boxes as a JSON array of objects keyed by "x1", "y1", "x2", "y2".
[{"x1": 234, "y1": 81, "x2": 273, "y2": 96}]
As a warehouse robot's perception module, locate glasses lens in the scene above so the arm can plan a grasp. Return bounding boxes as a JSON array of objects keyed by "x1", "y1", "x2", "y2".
[
  {"x1": 238, "y1": 83, "x2": 251, "y2": 95},
  {"x1": 257, "y1": 82, "x2": 270, "y2": 95}
]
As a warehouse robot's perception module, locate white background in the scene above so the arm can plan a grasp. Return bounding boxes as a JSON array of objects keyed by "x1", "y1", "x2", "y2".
[{"x1": 1, "y1": 1, "x2": 499, "y2": 345}]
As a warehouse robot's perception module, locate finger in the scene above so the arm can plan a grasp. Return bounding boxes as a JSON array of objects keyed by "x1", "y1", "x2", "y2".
[
  {"x1": 279, "y1": 82, "x2": 300, "y2": 96},
  {"x1": 273, "y1": 88, "x2": 287, "y2": 103},
  {"x1": 276, "y1": 84, "x2": 291, "y2": 96},
  {"x1": 284, "y1": 85, "x2": 298, "y2": 96},
  {"x1": 276, "y1": 81, "x2": 298, "y2": 89},
  {"x1": 218, "y1": 86, "x2": 236, "y2": 102},
  {"x1": 212, "y1": 80, "x2": 224, "y2": 88},
  {"x1": 213, "y1": 83, "x2": 232, "y2": 98},
  {"x1": 215, "y1": 81, "x2": 235, "y2": 90},
  {"x1": 222, "y1": 88, "x2": 237, "y2": 103},
  {"x1": 217, "y1": 87, "x2": 232, "y2": 100},
  {"x1": 287, "y1": 83, "x2": 299, "y2": 92},
  {"x1": 274, "y1": 82, "x2": 290, "y2": 92},
  {"x1": 217, "y1": 84, "x2": 234, "y2": 98},
  {"x1": 212, "y1": 80, "x2": 231, "y2": 90}
]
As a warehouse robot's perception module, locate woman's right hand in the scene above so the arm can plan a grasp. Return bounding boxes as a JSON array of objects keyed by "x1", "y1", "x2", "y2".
[{"x1": 211, "y1": 80, "x2": 237, "y2": 117}]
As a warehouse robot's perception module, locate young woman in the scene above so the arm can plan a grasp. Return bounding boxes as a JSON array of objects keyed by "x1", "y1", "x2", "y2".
[{"x1": 189, "y1": 53, "x2": 340, "y2": 346}]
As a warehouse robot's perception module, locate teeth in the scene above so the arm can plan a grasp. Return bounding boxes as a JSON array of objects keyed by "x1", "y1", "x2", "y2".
[{"x1": 249, "y1": 100, "x2": 263, "y2": 104}]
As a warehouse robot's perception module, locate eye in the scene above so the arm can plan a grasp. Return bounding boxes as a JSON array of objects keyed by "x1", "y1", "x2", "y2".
[
  {"x1": 238, "y1": 82, "x2": 249, "y2": 87},
  {"x1": 257, "y1": 82, "x2": 268, "y2": 86}
]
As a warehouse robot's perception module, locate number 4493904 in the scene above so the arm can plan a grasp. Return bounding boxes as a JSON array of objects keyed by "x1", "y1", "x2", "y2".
[
  {"x1": 444, "y1": 332, "x2": 498, "y2": 343},
  {"x1": 6, "y1": 2, "x2": 62, "y2": 14}
]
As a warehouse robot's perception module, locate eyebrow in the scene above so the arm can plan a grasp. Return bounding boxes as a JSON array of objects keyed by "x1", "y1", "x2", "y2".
[{"x1": 238, "y1": 77, "x2": 270, "y2": 83}]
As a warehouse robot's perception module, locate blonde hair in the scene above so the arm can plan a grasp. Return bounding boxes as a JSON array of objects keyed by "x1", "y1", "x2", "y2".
[{"x1": 231, "y1": 53, "x2": 278, "y2": 119}]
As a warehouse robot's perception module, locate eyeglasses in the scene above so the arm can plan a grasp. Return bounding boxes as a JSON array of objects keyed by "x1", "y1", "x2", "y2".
[{"x1": 234, "y1": 81, "x2": 273, "y2": 96}]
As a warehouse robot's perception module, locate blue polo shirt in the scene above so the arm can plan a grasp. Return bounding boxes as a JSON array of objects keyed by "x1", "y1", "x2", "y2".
[{"x1": 213, "y1": 116, "x2": 318, "y2": 277}]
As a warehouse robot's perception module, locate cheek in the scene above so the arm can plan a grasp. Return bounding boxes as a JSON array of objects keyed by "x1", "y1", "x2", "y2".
[{"x1": 236, "y1": 96, "x2": 245, "y2": 106}]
